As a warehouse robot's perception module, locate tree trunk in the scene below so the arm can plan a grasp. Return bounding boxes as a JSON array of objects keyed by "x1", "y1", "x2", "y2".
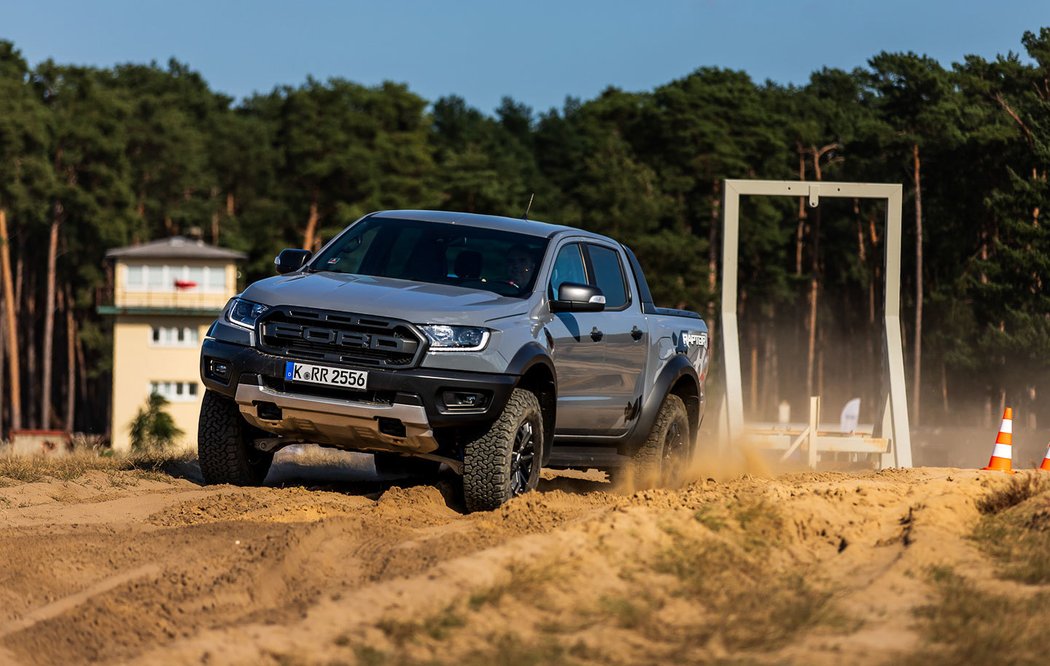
[
  {"x1": 210, "y1": 186, "x2": 221, "y2": 244},
  {"x1": 749, "y1": 318, "x2": 759, "y2": 418},
  {"x1": 804, "y1": 146, "x2": 825, "y2": 399},
  {"x1": 762, "y1": 307, "x2": 778, "y2": 420},
  {"x1": 42, "y1": 207, "x2": 61, "y2": 429},
  {"x1": 0, "y1": 209, "x2": 21, "y2": 430},
  {"x1": 941, "y1": 360, "x2": 949, "y2": 417},
  {"x1": 807, "y1": 277, "x2": 818, "y2": 397},
  {"x1": 24, "y1": 259, "x2": 36, "y2": 427},
  {"x1": 14, "y1": 248, "x2": 22, "y2": 315},
  {"x1": 303, "y1": 191, "x2": 320, "y2": 251},
  {"x1": 75, "y1": 329, "x2": 88, "y2": 401},
  {"x1": 817, "y1": 320, "x2": 825, "y2": 400},
  {"x1": 912, "y1": 143, "x2": 924, "y2": 426},
  {"x1": 65, "y1": 286, "x2": 76, "y2": 432},
  {"x1": 76, "y1": 328, "x2": 90, "y2": 435},
  {"x1": 226, "y1": 191, "x2": 236, "y2": 217},
  {"x1": 0, "y1": 287, "x2": 4, "y2": 437},
  {"x1": 795, "y1": 145, "x2": 807, "y2": 275},
  {"x1": 211, "y1": 210, "x2": 220, "y2": 245}
]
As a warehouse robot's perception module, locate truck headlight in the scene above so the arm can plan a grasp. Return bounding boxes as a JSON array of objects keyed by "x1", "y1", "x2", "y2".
[
  {"x1": 226, "y1": 298, "x2": 269, "y2": 330},
  {"x1": 420, "y1": 325, "x2": 490, "y2": 351}
]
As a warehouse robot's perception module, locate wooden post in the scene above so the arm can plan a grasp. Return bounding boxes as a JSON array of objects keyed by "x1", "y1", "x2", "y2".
[{"x1": 808, "y1": 396, "x2": 820, "y2": 469}]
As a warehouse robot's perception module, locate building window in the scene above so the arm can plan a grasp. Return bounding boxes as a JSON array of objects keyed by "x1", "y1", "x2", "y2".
[
  {"x1": 126, "y1": 265, "x2": 145, "y2": 289},
  {"x1": 150, "y1": 326, "x2": 200, "y2": 346},
  {"x1": 147, "y1": 266, "x2": 166, "y2": 289},
  {"x1": 124, "y1": 265, "x2": 228, "y2": 293},
  {"x1": 206, "y1": 267, "x2": 226, "y2": 291},
  {"x1": 149, "y1": 381, "x2": 199, "y2": 402}
]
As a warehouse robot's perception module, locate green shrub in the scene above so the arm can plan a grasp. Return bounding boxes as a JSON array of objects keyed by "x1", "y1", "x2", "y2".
[{"x1": 129, "y1": 392, "x2": 183, "y2": 452}]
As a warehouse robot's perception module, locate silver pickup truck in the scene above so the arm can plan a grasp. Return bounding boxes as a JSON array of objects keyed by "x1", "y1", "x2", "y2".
[{"x1": 198, "y1": 210, "x2": 709, "y2": 511}]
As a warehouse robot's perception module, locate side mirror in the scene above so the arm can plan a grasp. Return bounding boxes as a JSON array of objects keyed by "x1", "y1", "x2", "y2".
[
  {"x1": 275, "y1": 248, "x2": 312, "y2": 274},
  {"x1": 550, "y1": 282, "x2": 606, "y2": 313}
]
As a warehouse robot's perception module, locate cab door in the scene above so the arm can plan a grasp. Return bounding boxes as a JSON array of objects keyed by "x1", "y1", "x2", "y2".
[
  {"x1": 581, "y1": 242, "x2": 648, "y2": 433},
  {"x1": 544, "y1": 242, "x2": 617, "y2": 434}
]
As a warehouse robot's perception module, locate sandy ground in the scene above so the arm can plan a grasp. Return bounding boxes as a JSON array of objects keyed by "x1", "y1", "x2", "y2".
[{"x1": 0, "y1": 447, "x2": 1044, "y2": 665}]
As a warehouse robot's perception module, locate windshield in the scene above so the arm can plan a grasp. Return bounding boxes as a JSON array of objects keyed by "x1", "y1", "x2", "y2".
[{"x1": 309, "y1": 217, "x2": 549, "y2": 298}]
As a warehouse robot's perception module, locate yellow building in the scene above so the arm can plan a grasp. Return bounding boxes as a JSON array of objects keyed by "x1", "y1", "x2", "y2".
[{"x1": 100, "y1": 237, "x2": 244, "y2": 451}]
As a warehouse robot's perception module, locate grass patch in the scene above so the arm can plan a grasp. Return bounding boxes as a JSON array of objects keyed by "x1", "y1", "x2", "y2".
[
  {"x1": 0, "y1": 451, "x2": 194, "y2": 485},
  {"x1": 733, "y1": 498, "x2": 787, "y2": 550},
  {"x1": 976, "y1": 474, "x2": 1050, "y2": 514},
  {"x1": 693, "y1": 498, "x2": 785, "y2": 549},
  {"x1": 693, "y1": 505, "x2": 727, "y2": 532},
  {"x1": 353, "y1": 645, "x2": 388, "y2": 666},
  {"x1": 652, "y1": 535, "x2": 838, "y2": 651},
  {"x1": 377, "y1": 604, "x2": 466, "y2": 646},
  {"x1": 456, "y1": 634, "x2": 573, "y2": 666},
  {"x1": 595, "y1": 594, "x2": 651, "y2": 630},
  {"x1": 972, "y1": 477, "x2": 1050, "y2": 584},
  {"x1": 906, "y1": 568, "x2": 1050, "y2": 666},
  {"x1": 467, "y1": 559, "x2": 564, "y2": 611}
]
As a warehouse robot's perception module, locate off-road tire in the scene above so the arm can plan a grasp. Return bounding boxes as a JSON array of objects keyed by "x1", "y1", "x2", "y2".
[
  {"x1": 462, "y1": 388, "x2": 544, "y2": 512},
  {"x1": 630, "y1": 393, "x2": 689, "y2": 489},
  {"x1": 198, "y1": 390, "x2": 273, "y2": 486},
  {"x1": 373, "y1": 452, "x2": 442, "y2": 478}
]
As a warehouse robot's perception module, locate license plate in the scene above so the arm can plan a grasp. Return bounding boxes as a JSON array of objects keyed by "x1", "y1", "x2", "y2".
[{"x1": 284, "y1": 361, "x2": 368, "y2": 390}]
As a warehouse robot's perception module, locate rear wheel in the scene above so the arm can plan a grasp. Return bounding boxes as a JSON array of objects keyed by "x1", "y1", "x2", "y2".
[
  {"x1": 198, "y1": 390, "x2": 273, "y2": 486},
  {"x1": 631, "y1": 393, "x2": 690, "y2": 489},
  {"x1": 462, "y1": 388, "x2": 544, "y2": 512},
  {"x1": 373, "y1": 452, "x2": 442, "y2": 478}
]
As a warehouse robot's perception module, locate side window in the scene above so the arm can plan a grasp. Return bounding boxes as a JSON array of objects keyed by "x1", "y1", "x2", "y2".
[
  {"x1": 549, "y1": 243, "x2": 587, "y2": 298},
  {"x1": 585, "y1": 245, "x2": 629, "y2": 309}
]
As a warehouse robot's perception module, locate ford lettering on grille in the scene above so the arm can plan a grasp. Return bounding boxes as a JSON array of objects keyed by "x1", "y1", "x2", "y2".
[
  {"x1": 265, "y1": 323, "x2": 412, "y2": 351},
  {"x1": 258, "y1": 309, "x2": 423, "y2": 368}
]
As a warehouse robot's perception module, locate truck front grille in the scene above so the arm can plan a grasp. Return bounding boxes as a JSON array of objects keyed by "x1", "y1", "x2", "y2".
[{"x1": 257, "y1": 306, "x2": 425, "y2": 369}]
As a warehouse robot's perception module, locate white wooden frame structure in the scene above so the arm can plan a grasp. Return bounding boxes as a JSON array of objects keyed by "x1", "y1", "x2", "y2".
[{"x1": 719, "y1": 179, "x2": 912, "y2": 468}]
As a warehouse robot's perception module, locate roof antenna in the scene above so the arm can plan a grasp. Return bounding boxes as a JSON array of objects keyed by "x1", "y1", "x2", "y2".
[{"x1": 522, "y1": 193, "x2": 535, "y2": 221}]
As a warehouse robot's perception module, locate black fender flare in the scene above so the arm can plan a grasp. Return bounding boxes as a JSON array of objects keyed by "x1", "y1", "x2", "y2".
[
  {"x1": 622, "y1": 355, "x2": 700, "y2": 455},
  {"x1": 505, "y1": 342, "x2": 556, "y2": 380},
  {"x1": 505, "y1": 342, "x2": 557, "y2": 464}
]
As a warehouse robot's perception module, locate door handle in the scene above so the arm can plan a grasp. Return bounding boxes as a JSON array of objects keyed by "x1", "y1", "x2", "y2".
[
  {"x1": 631, "y1": 326, "x2": 644, "y2": 341},
  {"x1": 590, "y1": 326, "x2": 604, "y2": 342}
]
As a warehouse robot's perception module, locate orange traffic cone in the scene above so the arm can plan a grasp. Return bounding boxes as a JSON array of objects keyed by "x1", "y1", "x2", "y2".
[
  {"x1": 1039, "y1": 441, "x2": 1050, "y2": 471},
  {"x1": 982, "y1": 407, "x2": 1016, "y2": 473}
]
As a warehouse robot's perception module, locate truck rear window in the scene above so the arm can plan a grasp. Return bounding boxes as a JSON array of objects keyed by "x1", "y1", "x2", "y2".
[{"x1": 310, "y1": 217, "x2": 549, "y2": 298}]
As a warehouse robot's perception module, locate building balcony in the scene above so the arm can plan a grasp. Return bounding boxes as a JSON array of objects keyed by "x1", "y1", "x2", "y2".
[{"x1": 96, "y1": 285, "x2": 230, "y2": 317}]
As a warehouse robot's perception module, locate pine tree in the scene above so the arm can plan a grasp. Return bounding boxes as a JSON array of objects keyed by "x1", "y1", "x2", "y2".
[{"x1": 129, "y1": 392, "x2": 183, "y2": 452}]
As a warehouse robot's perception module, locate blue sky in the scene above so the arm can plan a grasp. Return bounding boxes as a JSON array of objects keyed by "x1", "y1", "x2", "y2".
[{"x1": 0, "y1": 1, "x2": 1046, "y2": 113}]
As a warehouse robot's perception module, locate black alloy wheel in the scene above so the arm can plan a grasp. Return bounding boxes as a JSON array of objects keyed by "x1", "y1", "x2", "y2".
[{"x1": 509, "y1": 420, "x2": 538, "y2": 497}]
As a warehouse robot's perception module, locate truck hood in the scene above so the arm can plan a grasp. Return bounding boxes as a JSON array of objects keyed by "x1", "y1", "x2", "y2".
[{"x1": 241, "y1": 272, "x2": 530, "y2": 325}]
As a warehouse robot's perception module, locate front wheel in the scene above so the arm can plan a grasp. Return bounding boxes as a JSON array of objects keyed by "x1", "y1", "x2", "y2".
[
  {"x1": 631, "y1": 393, "x2": 690, "y2": 489},
  {"x1": 462, "y1": 388, "x2": 544, "y2": 512},
  {"x1": 197, "y1": 390, "x2": 273, "y2": 486}
]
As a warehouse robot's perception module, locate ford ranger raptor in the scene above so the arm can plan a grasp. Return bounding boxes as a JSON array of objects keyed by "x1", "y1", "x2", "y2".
[{"x1": 198, "y1": 210, "x2": 709, "y2": 511}]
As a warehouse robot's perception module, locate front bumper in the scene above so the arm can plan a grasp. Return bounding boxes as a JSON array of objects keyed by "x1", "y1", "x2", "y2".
[
  {"x1": 234, "y1": 383, "x2": 437, "y2": 452},
  {"x1": 200, "y1": 338, "x2": 517, "y2": 452}
]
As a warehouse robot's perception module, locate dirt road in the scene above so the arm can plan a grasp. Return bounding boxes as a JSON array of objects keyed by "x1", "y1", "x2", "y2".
[{"x1": 0, "y1": 449, "x2": 1047, "y2": 665}]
